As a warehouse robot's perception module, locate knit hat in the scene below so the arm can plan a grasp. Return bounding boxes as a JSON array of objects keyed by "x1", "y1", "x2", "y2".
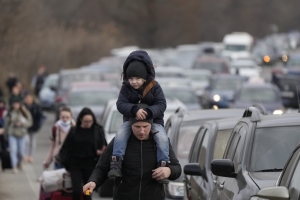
[
  {"x1": 129, "y1": 103, "x2": 153, "y2": 126},
  {"x1": 126, "y1": 61, "x2": 148, "y2": 80}
]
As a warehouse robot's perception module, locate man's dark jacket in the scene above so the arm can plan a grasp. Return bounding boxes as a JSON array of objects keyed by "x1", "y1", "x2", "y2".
[{"x1": 88, "y1": 134, "x2": 182, "y2": 200}]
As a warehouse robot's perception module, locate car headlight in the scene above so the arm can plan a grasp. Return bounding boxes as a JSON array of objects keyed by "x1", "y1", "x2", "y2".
[
  {"x1": 273, "y1": 110, "x2": 283, "y2": 115},
  {"x1": 213, "y1": 94, "x2": 221, "y2": 102},
  {"x1": 167, "y1": 181, "x2": 184, "y2": 197}
]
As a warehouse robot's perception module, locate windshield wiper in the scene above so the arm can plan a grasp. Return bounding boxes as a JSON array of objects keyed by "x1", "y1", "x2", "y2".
[{"x1": 254, "y1": 168, "x2": 283, "y2": 172}]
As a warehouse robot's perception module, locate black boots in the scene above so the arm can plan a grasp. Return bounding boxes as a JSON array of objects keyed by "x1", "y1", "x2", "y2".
[
  {"x1": 157, "y1": 161, "x2": 169, "y2": 184},
  {"x1": 108, "y1": 156, "x2": 123, "y2": 178}
]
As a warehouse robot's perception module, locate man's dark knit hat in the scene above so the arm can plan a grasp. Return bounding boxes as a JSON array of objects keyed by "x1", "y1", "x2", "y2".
[
  {"x1": 129, "y1": 103, "x2": 153, "y2": 126},
  {"x1": 126, "y1": 61, "x2": 148, "y2": 80}
]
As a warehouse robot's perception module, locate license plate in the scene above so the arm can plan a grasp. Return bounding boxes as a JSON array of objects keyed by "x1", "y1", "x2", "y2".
[{"x1": 281, "y1": 91, "x2": 294, "y2": 98}]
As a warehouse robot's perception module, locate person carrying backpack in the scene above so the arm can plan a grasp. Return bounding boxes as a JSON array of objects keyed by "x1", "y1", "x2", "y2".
[
  {"x1": 23, "y1": 93, "x2": 45, "y2": 163},
  {"x1": 4, "y1": 96, "x2": 32, "y2": 173}
]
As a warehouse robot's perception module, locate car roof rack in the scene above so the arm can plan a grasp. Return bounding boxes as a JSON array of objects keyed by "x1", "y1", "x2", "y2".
[{"x1": 242, "y1": 106, "x2": 262, "y2": 122}]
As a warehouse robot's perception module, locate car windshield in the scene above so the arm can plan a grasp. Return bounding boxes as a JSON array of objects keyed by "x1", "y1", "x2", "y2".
[
  {"x1": 193, "y1": 61, "x2": 227, "y2": 73},
  {"x1": 214, "y1": 79, "x2": 244, "y2": 90},
  {"x1": 60, "y1": 73, "x2": 101, "y2": 90},
  {"x1": 43, "y1": 76, "x2": 58, "y2": 88},
  {"x1": 177, "y1": 125, "x2": 200, "y2": 159},
  {"x1": 213, "y1": 129, "x2": 232, "y2": 159},
  {"x1": 164, "y1": 89, "x2": 198, "y2": 104},
  {"x1": 238, "y1": 88, "x2": 278, "y2": 102},
  {"x1": 287, "y1": 57, "x2": 300, "y2": 67},
  {"x1": 225, "y1": 44, "x2": 247, "y2": 51},
  {"x1": 250, "y1": 126, "x2": 300, "y2": 172},
  {"x1": 109, "y1": 111, "x2": 123, "y2": 133},
  {"x1": 68, "y1": 90, "x2": 118, "y2": 106}
]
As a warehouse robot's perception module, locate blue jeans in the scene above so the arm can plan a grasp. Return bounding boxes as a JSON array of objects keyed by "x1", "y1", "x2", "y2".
[
  {"x1": 113, "y1": 122, "x2": 170, "y2": 162},
  {"x1": 8, "y1": 135, "x2": 26, "y2": 168}
]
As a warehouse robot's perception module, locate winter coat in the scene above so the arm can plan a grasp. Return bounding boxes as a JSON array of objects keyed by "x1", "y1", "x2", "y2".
[
  {"x1": 44, "y1": 120, "x2": 75, "y2": 165},
  {"x1": 59, "y1": 124, "x2": 107, "y2": 170},
  {"x1": 88, "y1": 133, "x2": 181, "y2": 200},
  {"x1": 117, "y1": 80, "x2": 166, "y2": 126},
  {"x1": 25, "y1": 103, "x2": 45, "y2": 133},
  {"x1": 4, "y1": 107, "x2": 33, "y2": 138}
]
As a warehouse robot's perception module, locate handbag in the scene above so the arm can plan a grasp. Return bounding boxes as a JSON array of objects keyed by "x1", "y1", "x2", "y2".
[{"x1": 40, "y1": 168, "x2": 72, "y2": 193}]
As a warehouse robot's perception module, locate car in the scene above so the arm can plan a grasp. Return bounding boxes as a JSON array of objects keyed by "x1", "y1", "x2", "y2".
[
  {"x1": 201, "y1": 75, "x2": 247, "y2": 109},
  {"x1": 38, "y1": 73, "x2": 58, "y2": 110},
  {"x1": 210, "y1": 107, "x2": 300, "y2": 200},
  {"x1": 168, "y1": 44, "x2": 200, "y2": 68},
  {"x1": 285, "y1": 53, "x2": 300, "y2": 75},
  {"x1": 230, "y1": 59, "x2": 262, "y2": 78},
  {"x1": 272, "y1": 73, "x2": 300, "y2": 108},
  {"x1": 252, "y1": 41, "x2": 278, "y2": 65},
  {"x1": 192, "y1": 55, "x2": 230, "y2": 74},
  {"x1": 54, "y1": 69, "x2": 103, "y2": 120},
  {"x1": 184, "y1": 117, "x2": 242, "y2": 200},
  {"x1": 185, "y1": 69, "x2": 211, "y2": 98},
  {"x1": 231, "y1": 82, "x2": 284, "y2": 114},
  {"x1": 66, "y1": 81, "x2": 119, "y2": 122},
  {"x1": 156, "y1": 77, "x2": 192, "y2": 89},
  {"x1": 162, "y1": 86, "x2": 201, "y2": 110},
  {"x1": 155, "y1": 66, "x2": 187, "y2": 79},
  {"x1": 164, "y1": 109, "x2": 245, "y2": 200},
  {"x1": 250, "y1": 143, "x2": 300, "y2": 200}
]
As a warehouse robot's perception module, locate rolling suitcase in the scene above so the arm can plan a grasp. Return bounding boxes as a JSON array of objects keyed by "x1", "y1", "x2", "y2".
[
  {"x1": 0, "y1": 135, "x2": 12, "y2": 171},
  {"x1": 39, "y1": 186, "x2": 52, "y2": 200}
]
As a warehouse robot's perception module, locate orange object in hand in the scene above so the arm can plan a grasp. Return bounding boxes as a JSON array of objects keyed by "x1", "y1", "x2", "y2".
[{"x1": 85, "y1": 189, "x2": 91, "y2": 196}]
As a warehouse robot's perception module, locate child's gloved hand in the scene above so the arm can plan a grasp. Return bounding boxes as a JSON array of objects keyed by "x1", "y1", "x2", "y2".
[{"x1": 136, "y1": 109, "x2": 147, "y2": 120}]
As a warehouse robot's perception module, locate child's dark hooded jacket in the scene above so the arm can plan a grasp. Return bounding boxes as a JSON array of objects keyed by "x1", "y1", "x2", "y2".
[{"x1": 117, "y1": 50, "x2": 166, "y2": 126}]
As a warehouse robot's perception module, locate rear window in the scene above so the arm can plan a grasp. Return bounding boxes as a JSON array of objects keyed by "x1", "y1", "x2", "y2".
[
  {"x1": 238, "y1": 88, "x2": 278, "y2": 102},
  {"x1": 193, "y1": 61, "x2": 227, "y2": 73},
  {"x1": 176, "y1": 125, "x2": 199, "y2": 160},
  {"x1": 250, "y1": 126, "x2": 300, "y2": 172},
  {"x1": 213, "y1": 129, "x2": 232, "y2": 159},
  {"x1": 164, "y1": 89, "x2": 198, "y2": 104}
]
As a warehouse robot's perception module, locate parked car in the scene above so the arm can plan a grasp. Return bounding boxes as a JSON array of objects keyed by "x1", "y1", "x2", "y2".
[
  {"x1": 162, "y1": 86, "x2": 201, "y2": 110},
  {"x1": 210, "y1": 107, "x2": 300, "y2": 200},
  {"x1": 184, "y1": 117, "x2": 242, "y2": 200},
  {"x1": 231, "y1": 82, "x2": 284, "y2": 114},
  {"x1": 66, "y1": 81, "x2": 119, "y2": 122},
  {"x1": 201, "y1": 75, "x2": 247, "y2": 109},
  {"x1": 185, "y1": 69, "x2": 211, "y2": 98},
  {"x1": 54, "y1": 69, "x2": 103, "y2": 120},
  {"x1": 156, "y1": 77, "x2": 192, "y2": 89},
  {"x1": 192, "y1": 56, "x2": 230, "y2": 74},
  {"x1": 272, "y1": 73, "x2": 300, "y2": 108},
  {"x1": 38, "y1": 73, "x2": 58, "y2": 110},
  {"x1": 250, "y1": 143, "x2": 300, "y2": 200},
  {"x1": 155, "y1": 66, "x2": 187, "y2": 78},
  {"x1": 230, "y1": 59, "x2": 262, "y2": 78},
  {"x1": 285, "y1": 53, "x2": 300, "y2": 75},
  {"x1": 164, "y1": 109, "x2": 245, "y2": 200}
]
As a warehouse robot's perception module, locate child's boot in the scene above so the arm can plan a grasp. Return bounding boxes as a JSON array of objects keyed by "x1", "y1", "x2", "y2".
[
  {"x1": 157, "y1": 161, "x2": 169, "y2": 184},
  {"x1": 108, "y1": 156, "x2": 122, "y2": 178}
]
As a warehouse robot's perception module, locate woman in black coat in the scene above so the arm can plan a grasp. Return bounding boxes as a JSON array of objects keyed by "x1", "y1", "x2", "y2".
[{"x1": 60, "y1": 107, "x2": 107, "y2": 200}]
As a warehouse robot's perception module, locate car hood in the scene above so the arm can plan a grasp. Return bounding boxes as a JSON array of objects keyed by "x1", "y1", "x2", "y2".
[
  {"x1": 70, "y1": 105, "x2": 104, "y2": 120},
  {"x1": 248, "y1": 172, "x2": 281, "y2": 189}
]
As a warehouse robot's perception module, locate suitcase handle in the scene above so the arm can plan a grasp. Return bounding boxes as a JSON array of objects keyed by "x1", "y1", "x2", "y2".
[{"x1": 61, "y1": 173, "x2": 72, "y2": 193}]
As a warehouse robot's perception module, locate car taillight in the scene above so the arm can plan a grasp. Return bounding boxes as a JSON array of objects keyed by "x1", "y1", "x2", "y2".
[{"x1": 55, "y1": 96, "x2": 63, "y2": 102}]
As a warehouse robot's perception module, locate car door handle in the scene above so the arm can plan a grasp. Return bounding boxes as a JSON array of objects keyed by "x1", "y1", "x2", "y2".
[
  {"x1": 187, "y1": 184, "x2": 191, "y2": 190},
  {"x1": 213, "y1": 180, "x2": 217, "y2": 185}
]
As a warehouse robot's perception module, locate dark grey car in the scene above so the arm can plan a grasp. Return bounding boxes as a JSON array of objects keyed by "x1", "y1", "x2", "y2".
[
  {"x1": 164, "y1": 109, "x2": 245, "y2": 200},
  {"x1": 183, "y1": 117, "x2": 241, "y2": 200},
  {"x1": 211, "y1": 107, "x2": 300, "y2": 200},
  {"x1": 250, "y1": 144, "x2": 300, "y2": 200}
]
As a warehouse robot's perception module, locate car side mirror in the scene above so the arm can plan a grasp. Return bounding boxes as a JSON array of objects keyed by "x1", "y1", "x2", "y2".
[
  {"x1": 184, "y1": 163, "x2": 202, "y2": 176},
  {"x1": 211, "y1": 159, "x2": 237, "y2": 178},
  {"x1": 250, "y1": 186, "x2": 289, "y2": 200}
]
